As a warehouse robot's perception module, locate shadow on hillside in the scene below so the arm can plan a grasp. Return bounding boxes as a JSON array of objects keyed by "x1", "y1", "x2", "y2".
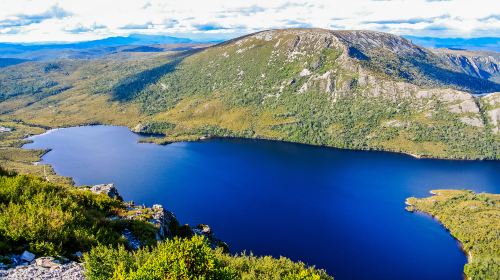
[
  {"x1": 413, "y1": 60, "x2": 500, "y2": 94},
  {"x1": 111, "y1": 49, "x2": 203, "y2": 101}
]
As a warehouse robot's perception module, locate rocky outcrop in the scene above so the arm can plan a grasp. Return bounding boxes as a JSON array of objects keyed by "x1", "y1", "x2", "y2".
[
  {"x1": 0, "y1": 183, "x2": 226, "y2": 278},
  {"x1": 91, "y1": 184, "x2": 224, "y2": 250},
  {"x1": 132, "y1": 123, "x2": 145, "y2": 133},
  {"x1": 85, "y1": 183, "x2": 122, "y2": 200},
  {"x1": 151, "y1": 204, "x2": 177, "y2": 240},
  {"x1": 122, "y1": 228, "x2": 141, "y2": 250},
  {"x1": 481, "y1": 92, "x2": 500, "y2": 134},
  {"x1": 0, "y1": 126, "x2": 12, "y2": 133},
  {"x1": 433, "y1": 49, "x2": 500, "y2": 84}
]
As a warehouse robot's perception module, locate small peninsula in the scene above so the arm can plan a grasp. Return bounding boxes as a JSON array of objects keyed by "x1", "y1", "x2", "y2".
[{"x1": 406, "y1": 190, "x2": 500, "y2": 280}]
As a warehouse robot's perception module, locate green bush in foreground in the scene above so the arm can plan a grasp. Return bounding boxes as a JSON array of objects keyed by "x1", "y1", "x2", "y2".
[
  {"x1": 84, "y1": 236, "x2": 333, "y2": 280},
  {"x1": 0, "y1": 168, "x2": 333, "y2": 279},
  {"x1": 0, "y1": 168, "x2": 155, "y2": 256}
]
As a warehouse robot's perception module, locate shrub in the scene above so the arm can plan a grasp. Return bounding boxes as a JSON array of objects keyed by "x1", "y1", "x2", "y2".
[
  {"x1": 84, "y1": 236, "x2": 235, "y2": 280},
  {"x1": 84, "y1": 236, "x2": 333, "y2": 280},
  {"x1": 0, "y1": 170, "x2": 154, "y2": 256}
]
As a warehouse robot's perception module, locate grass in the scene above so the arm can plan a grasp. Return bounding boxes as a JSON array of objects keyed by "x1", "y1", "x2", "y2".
[{"x1": 406, "y1": 190, "x2": 500, "y2": 280}]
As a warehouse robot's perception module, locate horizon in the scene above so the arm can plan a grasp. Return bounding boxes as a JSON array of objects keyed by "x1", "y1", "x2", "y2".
[
  {"x1": 1, "y1": 29, "x2": 500, "y2": 46},
  {"x1": 0, "y1": 0, "x2": 499, "y2": 43}
]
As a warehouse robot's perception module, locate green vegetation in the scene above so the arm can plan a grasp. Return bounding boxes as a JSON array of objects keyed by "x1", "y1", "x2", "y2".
[
  {"x1": 406, "y1": 190, "x2": 500, "y2": 280},
  {"x1": 134, "y1": 30, "x2": 498, "y2": 159},
  {"x1": 0, "y1": 169, "x2": 157, "y2": 257},
  {"x1": 0, "y1": 169, "x2": 333, "y2": 279},
  {"x1": 0, "y1": 120, "x2": 72, "y2": 184},
  {"x1": 84, "y1": 235, "x2": 332, "y2": 280},
  {"x1": 0, "y1": 28, "x2": 498, "y2": 165}
]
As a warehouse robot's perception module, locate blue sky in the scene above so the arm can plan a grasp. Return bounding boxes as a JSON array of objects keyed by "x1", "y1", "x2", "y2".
[{"x1": 0, "y1": 0, "x2": 499, "y2": 42}]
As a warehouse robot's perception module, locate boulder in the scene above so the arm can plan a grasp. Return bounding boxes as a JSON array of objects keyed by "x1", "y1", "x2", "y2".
[
  {"x1": 196, "y1": 224, "x2": 212, "y2": 235},
  {"x1": 132, "y1": 123, "x2": 145, "y2": 133},
  {"x1": 35, "y1": 257, "x2": 61, "y2": 269},
  {"x1": 0, "y1": 126, "x2": 12, "y2": 133},
  {"x1": 73, "y1": 251, "x2": 83, "y2": 259},
  {"x1": 20, "y1": 251, "x2": 35, "y2": 262},
  {"x1": 90, "y1": 184, "x2": 122, "y2": 200}
]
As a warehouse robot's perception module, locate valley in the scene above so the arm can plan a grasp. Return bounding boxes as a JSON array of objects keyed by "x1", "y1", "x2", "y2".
[
  {"x1": 1, "y1": 28, "x2": 500, "y2": 280},
  {"x1": 1, "y1": 29, "x2": 499, "y2": 176}
]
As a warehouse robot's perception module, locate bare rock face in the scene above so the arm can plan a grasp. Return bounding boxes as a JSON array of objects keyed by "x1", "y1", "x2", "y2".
[
  {"x1": 151, "y1": 204, "x2": 178, "y2": 240},
  {"x1": 122, "y1": 228, "x2": 141, "y2": 250},
  {"x1": 488, "y1": 108, "x2": 500, "y2": 134},
  {"x1": 481, "y1": 92, "x2": 500, "y2": 134},
  {"x1": 433, "y1": 49, "x2": 500, "y2": 83},
  {"x1": 88, "y1": 184, "x2": 122, "y2": 200}
]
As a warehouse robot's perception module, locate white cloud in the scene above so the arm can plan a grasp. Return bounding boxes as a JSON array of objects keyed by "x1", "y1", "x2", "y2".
[{"x1": 0, "y1": 0, "x2": 498, "y2": 42}]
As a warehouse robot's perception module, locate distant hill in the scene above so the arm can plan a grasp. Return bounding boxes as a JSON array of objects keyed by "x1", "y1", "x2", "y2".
[
  {"x1": 122, "y1": 46, "x2": 165, "y2": 52},
  {"x1": 128, "y1": 29, "x2": 499, "y2": 159},
  {"x1": 0, "y1": 34, "x2": 194, "y2": 59},
  {"x1": 0, "y1": 34, "x2": 192, "y2": 50},
  {"x1": 1, "y1": 28, "x2": 499, "y2": 159},
  {"x1": 404, "y1": 36, "x2": 500, "y2": 52}
]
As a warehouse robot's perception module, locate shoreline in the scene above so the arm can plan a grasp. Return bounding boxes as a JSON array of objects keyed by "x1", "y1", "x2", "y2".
[
  {"x1": 12, "y1": 122, "x2": 496, "y2": 186},
  {"x1": 109, "y1": 124, "x2": 495, "y2": 161},
  {"x1": 13, "y1": 123, "x2": 496, "y2": 280},
  {"x1": 405, "y1": 196, "x2": 471, "y2": 280}
]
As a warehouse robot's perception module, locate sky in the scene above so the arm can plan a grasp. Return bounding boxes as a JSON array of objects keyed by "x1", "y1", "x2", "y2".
[{"x1": 0, "y1": 0, "x2": 499, "y2": 43}]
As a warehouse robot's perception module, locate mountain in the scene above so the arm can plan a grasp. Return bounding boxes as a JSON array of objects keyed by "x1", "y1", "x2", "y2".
[
  {"x1": 432, "y1": 48, "x2": 500, "y2": 84},
  {"x1": 0, "y1": 34, "x2": 192, "y2": 51},
  {"x1": 0, "y1": 58, "x2": 30, "y2": 68},
  {"x1": 1, "y1": 28, "x2": 499, "y2": 159},
  {"x1": 0, "y1": 34, "x2": 194, "y2": 59},
  {"x1": 404, "y1": 36, "x2": 500, "y2": 52},
  {"x1": 132, "y1": 29, "x2": 499, "y2": 159}
]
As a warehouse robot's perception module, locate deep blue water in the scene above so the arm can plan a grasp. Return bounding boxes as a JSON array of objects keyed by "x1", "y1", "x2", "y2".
[{"x1": 24, "y1": 125, "x2": 500, "y2": 280}]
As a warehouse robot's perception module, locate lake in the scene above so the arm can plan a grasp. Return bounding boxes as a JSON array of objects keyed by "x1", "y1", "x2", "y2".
[{"x1": 24, "y1": 125, "x2": 500, "y2": 280}]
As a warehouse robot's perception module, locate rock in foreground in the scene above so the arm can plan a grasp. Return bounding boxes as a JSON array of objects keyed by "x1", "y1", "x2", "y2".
[{"x1": 0, "y1": 260, "x2": 84, "y2": 280}]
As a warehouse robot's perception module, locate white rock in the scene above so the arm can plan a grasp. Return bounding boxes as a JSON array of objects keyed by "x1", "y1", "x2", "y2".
[
  {"x1": 299, "y1": 68, "x2": 311, "y2": 77},
  {"x1": 0, "y1": 126, "x2": 12, "y2": 133},
  {"x1": 35, "y1": 257, "x2": 61, "y2": 269},
  {"x1": 90, "y1": 184, "x2": 121, "y2": 199}
]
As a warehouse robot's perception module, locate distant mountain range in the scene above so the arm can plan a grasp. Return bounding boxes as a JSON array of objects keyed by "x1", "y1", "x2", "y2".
[
  {"x1": 0, "y1": 34, "x2": 193, "y2": 50},
  {"x1": 0, "y1": 34, "x2": 213, "y2": 60},
  {"x1": 1, "y1": 33, "x2": 499, "y2": 56},
  {"x1": 404, "y1": 36, "x2": 500, "y2": 52}
]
